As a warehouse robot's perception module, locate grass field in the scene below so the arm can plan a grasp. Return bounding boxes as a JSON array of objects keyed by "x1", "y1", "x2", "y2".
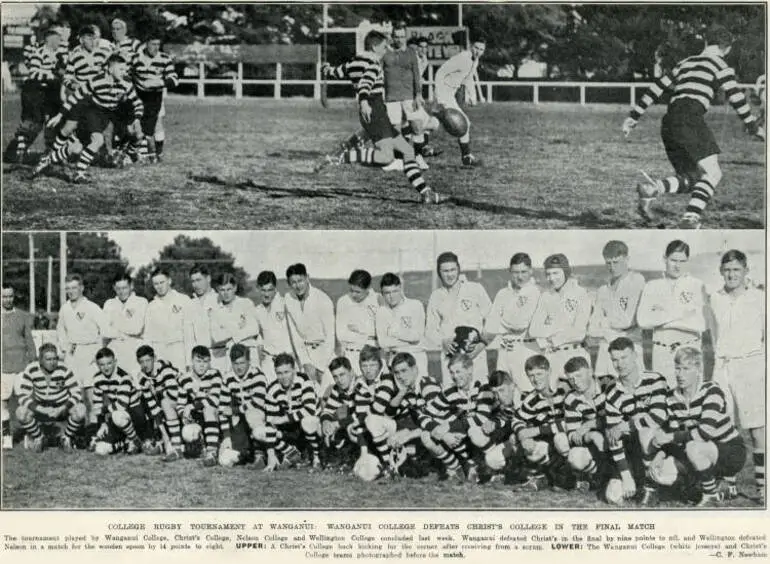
[{"x1": 2, "y1": 96, "x2": 765, "y2": 230}]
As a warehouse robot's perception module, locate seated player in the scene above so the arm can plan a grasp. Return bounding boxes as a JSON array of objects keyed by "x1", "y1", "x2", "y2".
[
  {"x1": 645, "y1": 347, "x2": 746, "y2": 507},
  {"x1": 253, "y1": 353, "x2": 322, "y2": 471},
  {"x1": 321, "y1": 357, "x2": 364, "y2": 465},
  {"x1": 220, "y1": 344, "x2": 268, "y2": 468},
  {"x1": 16, "y1": 343, "x2": 86, "y2": 452},
  {"x1": 351, "y1": 345, "x2": 386, "y2": 449},
  {"x1": 176, "y1": 346, "x2": 229, "y2": 467},
  {"x1": 32, "y1": 53, "x2": 144, "y2": 183},
  {"x1": 513, "y1": 355, "x2": 571, "y2": 491},
  {"x1": 563, "y1": 357, "x2": 608, "y2": 493},
  {"x1": 603, "y1": 337, "x2": 669, "y2": 505},
  {"x1": 364, "y1": 352, "x2": 441, "y2": 479},
  {"x1": 419, "y1": 354, "x2": 491, "y2": 483},
  {"x1": 134, "y1": 345, "x2": 184, "y2": 462},
  {"x1": 90, "y1": 347, "x2": 150, "y2": 455}
]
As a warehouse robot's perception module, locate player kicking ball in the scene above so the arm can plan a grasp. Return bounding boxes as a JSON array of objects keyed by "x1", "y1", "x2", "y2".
[{"x1": 622, "y1": 24, "x2": 764, "y2": 229}]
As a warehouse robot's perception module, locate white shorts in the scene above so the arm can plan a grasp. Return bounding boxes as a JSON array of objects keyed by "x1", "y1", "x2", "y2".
[
  {"x1": 152, "y1": 342, "x2": 187, "y2": 373},
  {"x1": 1, "y1": 373, "x2": 20, "y2": 401},
  {"x1": 64, "y1": 343, "x2": 101, "y2": 388},
  {"x1": 712, "y1": 354, "x2": 764, "y2": 430},
  {"x1": 108, "y1": 338, "x2": 142, "y2": 377},
  {"x1": 385, "y1": 100, "x2": 431, "y2": 127}
]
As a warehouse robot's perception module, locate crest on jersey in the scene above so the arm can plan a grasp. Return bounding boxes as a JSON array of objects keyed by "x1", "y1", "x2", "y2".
[
  {"x1": 565, "y1": 298, "x2": 578, "y2": 312},
  {"x1": 679, "y1": 291, "x2": 694, "y2": 304},
  {"x1": 517, "y1": 295, "x2": 528, "y2": 307},
  {"x1": 544, "y1": 314, "x2": 553, "y2": 326},
  {"x1": 401, "y1": 316, "x2": 412, "y2": 329},
  {"x1": 172, "y1": 305, "x2": 182, "y2": 314},
  {"x1": 619, "y1": 297, "x2": 628, "y2": 311},
  {"x1": 239, "y1": 313, "x2": 247, "y2": 328},
  {"x1": 125, "y1": 308, "x2": 134, "y2": 318},
  {"x1": 637, "y1": 394, "x2": 652, "y2": 410},
  {"x1": 76, "y1": 311, "x2": 85, "y2": 320},
  {"x1": 275, "y1": 311, "x2": 285, "y2": 322},
  {"x1": 460, "y1": 299, "x2": 473, "y2": 311},
  {"x1": 367, "y1": 304, "x2": 378, "y2": 318}
]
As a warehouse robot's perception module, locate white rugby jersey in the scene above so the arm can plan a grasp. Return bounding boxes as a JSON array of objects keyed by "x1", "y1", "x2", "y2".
[
  {"x1": 485, "y1": 279, "x2": 541, "y2": 336},
  {"x1": 102, "y1": 293, "x2": 148, "y2": 342},
  {"x1": 284, "y1": 285, "x2": 335, "y2": 358},
  {"x1": 255, "y1": 294, "x2": 293, "y2": 357},
  {"x1": 375, "y1": 297, "x2": 426, "y2": 354},
  {"x1": 709, "y1": 285, "x2": 765, "y2": 358},
  {"x1": 588, "y1": 271, "x2": 646, "y2": 342},
  {"x1": 434, "y1": 50, "x2": 477, "y2": 92},
  {"x1": 336, "y1": 291, "x2": 381, "y2": 349},
  {"x1": 144, "y1": 289, "x2": 194, "y2": 351},
  {"x1": 528, "y1": 278, "x2": 591, "y2": 347},
  {"x1": 190, "y1": 289, "x2": 219, "y2": 348},
  {"x1": 425, "y1": 275, "x2": 492, "y2": 346},
  {"x1": 637, "y1": 275, "x2": 706, "y2": 335},
  {"x1": 210, "y1": 296, "x2": 260, "y2": 348},
  {"x1": 57, "y1": 297, "x2": 106, "y2": 348}
]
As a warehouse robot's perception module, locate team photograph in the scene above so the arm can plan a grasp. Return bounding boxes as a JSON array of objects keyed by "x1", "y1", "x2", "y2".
[
  {"x1": 1, "y1": 2, "x2": 766, "y2": 230},
  {"x1": 1, "y1": 229, "x2": 764, "y2": 509}
]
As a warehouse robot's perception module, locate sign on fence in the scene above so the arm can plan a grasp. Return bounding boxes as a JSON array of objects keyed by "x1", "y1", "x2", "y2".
[
  {"x1": 165, "y1": 43, "x2": 318, "y2": 65},
  {"x1": 407, "y1": 26, "x2": 467, "y2": 61}
]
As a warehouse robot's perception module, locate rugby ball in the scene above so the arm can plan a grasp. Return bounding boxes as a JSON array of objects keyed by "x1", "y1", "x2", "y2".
[
  {"x1": 94, "y1": 441, "x2": 114, "y2": 456},
  {"x1": 218, "y1": 447, "x2": 241, "y2": 468},
  {"x1": 353, "y1": 453, "x2": 382, "y2": 482},
  {"x1": 438, "y1": 108, "x2": 469, "y2": 138},
  {"x1": 181, "y1": 423, "x2": 202, "y2": 444}
]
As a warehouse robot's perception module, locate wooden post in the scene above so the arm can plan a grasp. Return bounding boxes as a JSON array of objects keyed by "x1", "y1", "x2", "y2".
[
  {"x1": 580, "y1": 84, "x2": 586, "y2": 106},
  {"x1": 630, "y1": 85, "x2": 636, "y2": 107},
  {"x1": 47, "y1": 256, "x2": 53, "y2": 314},
  {"x1": 235, "y1": 62, "x2": 243, "y2": 99},
  {"x1": 197, "y1": 62, "x2": 205, "y2": 99},
  {"x1": 59, "y1": 232, "x2": 66, "y2": 310},
  {"x1": 533, "y1": 84, "x2": 539, "y2": 104},
  {"x1": 486, "y1": 82, "x2": 492, "y2": 103},
  {"x1": 314, "y1": 56, "x2": 321, "y2": 100},
  {"x1": 275, "y1": 62, "x2": 282, "y2": 99},
  {"x1": 28, "y1": 233, "x2": 35, "y2": 314}
]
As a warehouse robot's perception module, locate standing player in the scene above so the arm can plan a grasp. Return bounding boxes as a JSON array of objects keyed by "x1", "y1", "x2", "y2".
[
  {"x1": 210, "y1": 273, "x2": 260, "y2": 371},
  {"x1": 623, "y1": 24, "x2": 764, "y2": 228},
  {"x1": 15, "y1": 343, "x2": 86, "y2": 452},
  {"x1": 254, "y1": 271, "x2": 294, "y2": 382},
  {"x1": 407, "y1": 35, "x2": 442, "y2": 158},
  {"x1": 336, "y1": 269, "x2": 381, "y2": 372},
  {"x1": 57, "y1": 274, "x2": 107, "y2": 421},
  {"x1": 528, "y1": 254, "x2": 591, "y2": 388},
  {"x1": 485, "y1": 253, "x2": 541, "y2": 406},
  {"x1": 708, "y1": 250, "x2": 765, "y2": 500},
  {"x1": 588, "y1": 240, "x2": 646, "y2": 379},
  {"x1": 284, "y1": 264, "x2": 335, "y2": 393},
  {"x1": 425, "y1": 252, "x2": 492, "y2": 386},
  {"x1": 62, "y1": 27, "x2": 109, "y2": 98},
  {"x1": 637, "y1": 240, "x2": 706, "y2": 388},
  {"x1": 102, "y1": 273, "x2": 147, "y2": 376},
  {"x1": 2, "y1": 285, "x2": 37, "y2": 449},
  {"x1": 144, "y1": 267, "x2": 195, "y2": 372},
  {"x1": 110, "y1": 19, "x2": 141, "y2": 62},
  {"x1": 189, "y1": 264, "x2": 219, "y2": 360},
  {"x1": 433, "y1": 38, "x2": 486, "y2": 166},
  {"x1": 375, "y1": 273, "x2": 428, "y2": 377}
]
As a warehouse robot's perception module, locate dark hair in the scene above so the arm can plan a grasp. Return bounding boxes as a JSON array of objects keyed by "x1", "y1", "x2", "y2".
[
  {"x1": 257, "y1": 271, "x2": 277, "y2": 287},
  {"x1": 112, "y1": 272, "x2": 132, "y2": 285},
  {"x1": 39, "y1": 342, "x2": 58, "y2": 357},
  {"x1": 215, "y1": 272, "x2": 238, "y2": 289},
  {"x1": 106, "y1": 53, "x2": 126, "y2": 66},
  {"x1": 488, "y1": 370, "x2": 513, "y2": 387},
  {"x1": 65, "y1": 273, "x2": 84, "y2": 284},
  {"x1": 286, "y1": 263, "x2": 308, "y2": 279},
  {"x1": 273, "y1": 352, "x2": 296, "y2": 369},
  {"x1": 436, "y1": 251, "x2": 459, "y2": 272},
  {"x1": 665, "y1": 239, "x2": 690, "y2": 258},
  {"x1": 380, "y1": 272, "x2": 401, "y2": 289},
  {"x1": 364, "y1": 30, "x2": 388, "y2": 51},
  {"x1": 150, "y1": 266, "x2": 171, "y2": 279},
  {"x1": 135, "y1": 345, "x2": 155, "y2": 360},
  {"x1": 390, "y1": 352, "x2": 416, "y2": 370},
  {"x1": 510, "y1": 253, "x2": 532, "y2": 268},
  {"x1": 524, "y1": 354, "x2": 550, "y2": 372},
  {"x1": 359, "y1": 345, "x2": 382, "y2": 365},
  {"x1": 192, "y1": 345, "x2": 211, "y2": 360},
  {"x1": 95, "y1": 347, "x2": 115, "y2": 361},
  {"x1": 44, "y1": 29, "x2": 61, "y2": 39},
  {"x1": 602, "y1": 240, "x2": 629, "y2": 259},
  {"x1": 608, "y1": 336, "x2": 635, "y2": 354},
  {"x1": 329, "y1": 356, "x2": 352, "y2": 372},
  {"x1": 705, "y1": 24, "x2": 734, "y2": 48},
  {"x1": 189, "y1": 264, "x2": 210, "y2": 277},
  {"x1": 229, "y1": 343, "x2": 249, "y2": 361},
  {"x1": 564, "y1": 356, "x2": 590, "y2": 374},
  {"x1": 79, "y1": 26, "x2": 95, "y2": 37},
  {"x1": 406, "y1": 36, "x2": 421, "y2": 47},
  {"x1": 348, "y1": 269, "x2": 372, "y2": 290},
  {"x1": 2, "y1": 283, "x2": 14, "y2": 292},
  {"x1": 720, "y1": 249, "x2": 747, "y2": 268}
]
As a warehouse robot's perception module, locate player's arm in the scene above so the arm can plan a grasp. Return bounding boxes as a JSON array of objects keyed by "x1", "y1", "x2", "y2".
[
  {"x1": 230, "y1": 302, "x2": 260, "y2": 344},
  {"x1": 23, "y1": 312, "x2": 37, "y2": 363},
  {"x1": 91, "y1": 302, "x2": 110, "y2": 346},
  {"x1": 424, "y1": 293, "x2": 445, "y2": 350},
  {"x1": 356, "y1": 64, "x2": 378, "y2": 121},
  {"x1": 336, "y1": 298, "x2": 357, "y2": 344},
  {"x1": 374, "y1": 308, "x2": 399, "y2": 349},
  {"x1": 625, "y1": 72, "x2": 674, "y2": 130},
  {"x1": 163, "y1": 55, "x2": 180, "y2": 89},
  {"x1": 56, "y1": 307, "x2": 71, "y2": 356},
  {"x1": 126, "y1": 84, "x2": 144, "y2": 121},
  {"x1": 181, "y1": 299, "x2": 195, "y2": 369},
  {"x1": 320, "y1": 293, "x2": 336, "y2": 359},
  {"x1": 120, "y1": 298, "x2": 147, "y2": 338},
  {"x1": 60, "y1": 79, "x2": 92, "y2": 115},
  {"x1": 550, "y1": 292, "x2": 592, "y2": 347},
  {"x1": 611, "y1": 274, "x2": 645, "y2": 331},
  {"x1": 525, "y1": 293, "x2": 551, "y2": 339},
  {"x1": 17, "y1": 368, "x2": 38, "y2": 412},
  {"x1": 717, "y1": 64, "x2": 761, "y2": 134},
  {"x1": 636, "y1": 283, "x2": 682, "y2": 329}
]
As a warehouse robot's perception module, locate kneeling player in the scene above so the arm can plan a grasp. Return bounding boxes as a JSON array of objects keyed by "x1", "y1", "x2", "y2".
[
  {"x1": 253, "y1": 353, "x2": 322, "y2": 471},
  {"x1": 563, "y1": 357, "x2": 608, "y2": 493},
  {"x1": 513, "y1": 355, "x2": 571, "y2": 491},
  {"x1": 365, "y1": 352, "x2": 441, "y2": 479},
  {"x1": 645, "y1": 347, "x2": 746, "y2": 507},
  {"x1": 16, "y1": 343, "x2": 86, "y2": 452},
  {"x1": 134, "y1": 345, "x2": 184, "y2": 461},
  {"x1": 321, "y1": 357, "x2": 365, "y2": 465},
  {"x1": 176, "y1": 346, "x2": 229, "y2": 467},
  {"x1": 90, "y1": 347, "x2": 150, "y2": 455},
  {"x1": 220, "y1": 344, "x2": 268, "y2": 467}
]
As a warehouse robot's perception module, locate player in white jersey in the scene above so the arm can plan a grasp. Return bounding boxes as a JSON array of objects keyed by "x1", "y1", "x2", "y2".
[
  {"x1": 433, "y1": 38, "x2": 486, "y2": 166},
  {"x1": 254, "y1": 271, "x2": 294, "y2": 382},
  {"x1": 284, "y1": 263, "x2": 336, "y2": 393},
  {"x1": 528, "y1": 254, "x2": 591, "y2": 389},
  {"x1": 57, "y1": 273, "x2": 107, "y2": 419},
  {"x1": 426, "y1": 252, "x2": 492, "y2": 385},
  {"x1": 708, "y1": 250, "x2": 765, "y2": 498},
  {"x1": 210, "y1": 273, "x2": 260, "y2": 373},
  {"x1": 336, "y1": 270, "x2": 381, "y2": 372},
  {"x1": 143, "y1": 267, "x2": 195, "y2": 371},
  {"x1": 406, "y1": 35, "x2": 442, "y2": 159},
  {"x1": 587, "y1": 240, "x2": 646, "y2": 378},
  {"x1": 637, "y1": 240, "x2": 706, "y2": 388},
  {"x1": 484, "y1": 253, "x2": 541, "y2": 407},
  {"x1": 102, "y1": 273, "x2": 148, "y2": 376},
  {"x1": 375, "y1": 273, "x2": 428, "y2": 378},
  {"x1": 189, "y1": 264, "x2": 221, "y2": 365}
]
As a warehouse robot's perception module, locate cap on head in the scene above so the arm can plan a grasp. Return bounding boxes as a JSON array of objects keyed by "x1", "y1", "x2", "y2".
[{"x1": 543, "y1": 253, "x2": 571, "y2": 277}]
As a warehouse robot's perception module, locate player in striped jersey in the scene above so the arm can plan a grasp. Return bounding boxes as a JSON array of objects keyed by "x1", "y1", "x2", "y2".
[
  {"x1": 252, "y1": 353, "x2": 322, "y2": 471},
  {"x1": 134, "y1": 345, "x2": 184, "y2": 462},
  {"x1": 563, "y1": 357, "x2": 608, "y2": 493},
  {"x1": 354, "y1": 345, "x2": 385, "y2": 427},
  {"x1": 62, "y1": 27, "x2": 109, "y2": 94},
  {"x1": 34, "y1": 54, "x2": 144, "y2": 183},
  {"x1": 365, "y1": 352, "x2": 441, "y2": 478},
  {"x1": 645, "y1": 347, "x2": 746, "y2": 507},
  {"x1": 623, "y1": 24, "x2": 764, "y2": 228},
  {"x1": 176, "y1": 346, "x2": 230, "y2": 467},
  {"x1": 89, "y1": 347, "x2": 148, "y2": 455},
  {"x1": 16, "y1": 343, "x2": 86, "y2": 453},
  {"x1": 603, "y1": 337, "x2": 669, "y2": 505},
  {"x1": 321, "y1": 357, "x2": 367, "y2": 464},
  {"x1": 130, "y1": 36, "x2": 179, "y2": 163},
  {"x1": 5, "y1": 29, "x2": 64, "y2": 163},
  {"x1": 419, "y1": 354, "x2": 492, "y2": 482},
  {"x1": 513, "y1": 355, "x2": 571, "y2": 491},
  {"x1": 110, "y1": 19, "x2": 141, "y2": 64},
  {"x1": 319, "y1": 30, "x2": 444, "y2": 204}
]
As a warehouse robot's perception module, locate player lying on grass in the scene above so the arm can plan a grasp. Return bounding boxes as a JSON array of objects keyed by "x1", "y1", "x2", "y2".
[
  {"x1": 622, "y1": 24, "x2": 765, "y2": 229},
  {"x1": 16, "y1": 343, "x2": 86, "y2": 453},
  {"x1": 645, "y1": 347, "x2": 746, "y2": 507},
  {"x1": 252, "y1": 353, "x2": 322, "y2": 471},
  {"x1": 32, "y1": 53, "x2": 145, "y2": 184},
  {"x1": 175, "y1": 345, "x2": 230, "y2": 467}
]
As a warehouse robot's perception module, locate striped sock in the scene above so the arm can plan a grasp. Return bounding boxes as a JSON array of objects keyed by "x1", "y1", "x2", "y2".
[
  {"x1": 403, "y1": 161, "x2": 427, "y2": 192},
  {"x1": 203, "y1": 420, "x2": 219, "y2": 450},
  {"x1": 14, "y1": 129, "x2": 27, "y2": 154},
  {"x1": 166, "y1": 419, "x2": 182, "y2": 448},
  {"x1": 115, "y1": 415, "x2": 138, "y2": 441},
  {"x1": 453, "y1": 440, "x2": 470, "y2": 463},
  {"x1": 435, "y1": 445, "x2": 460, "y2": 471},
  {"x1": 413, "y1": 133, "x2": 426, "y2": 155},
  {"x1": 754, "y1": 449, "x2": 765, "y2": 488},
  {"x1": 155, "y1": 139, "x2": 164, "y2": 156},
  {"x1": 65, "y1": 413, "x2": 83, "y2": 438},
  {"x1": 609, "y1": 441, "x2": 631, "y2": 475},
  {"x1": 686, "y1": 179, "x2": 716, "y2": 215},
  {"x1": 274, "y1": 438, "x2": 292, "y2": 456},
  {"x1": 661, "y1": 174, "x2": 691, "y2": 194},
  {"x1": 372, "y1": 435, "x2": 392, "y2": 463},
  {"x1": 345, "y1": 147, "x2": 375, "y2": 164},
  {"x1": 701, "y1": 476, "x2": 718, "y2": 495},
  {"x1": 304, "y1": 427, "x2": 321, "y2": 456},
  {"x1": 49, "y1": 134, "x2": 70, "y2": 164},
  {"x1": 459, "y1": 141, "x2": 471, "y2": 157},
  {"x1": 21, "y1": 417, "x2": 43, "y2": 440},
  {"x1": 75, "y1": 148, "x2": 96, "y2": 173}
]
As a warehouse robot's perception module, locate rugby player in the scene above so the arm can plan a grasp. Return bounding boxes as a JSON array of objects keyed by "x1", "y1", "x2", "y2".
[
  {"x1": 407, "y1": 35, "x2": 442, "y2": 157},
  {"x1": 637, "y1": 239, "x2": 706, "y2": 388},
  {"x1": 425, "y1": 252, "x2": 492, "y2": 386},
  {"x1": 708, "y1": 250, "x2": 765, "y2": 499},
  {"x1": 109, "y1": 19, "x2": 141, "y2": 63},
  {"x1": 336, "y1": 269, "x2": 381, "y2": 372},
  {"x1": 623, "y1": 24, "x2": 764, "y2": 228},
  {"x1": 62, "y1": 26, "x2": 109, "y2": 97},
  {"x1": 210, "y1": 272, "x2": 260, "y2": 372},
  {"x1": 254, "y1": 271, "x2": 294, "y2": 382},
  {"x1": 485, "y1": 253, "x2": 541, "y2": 407},
  {"x1": 189, "y1": 264, "x2": 219, "y2": 363},
  {"x1": 433, "y1": 38, "x2": 486, "y2": 166},
  {"x1": 1, "y1": 284, "x2": 36, "y2": 449},
  {"x1": 102, "y1": 272, "x2": 147, "y2": 376},
  {"x1": 16, "y1": 343, "x2": 85, "y2": 452},
  {"x1": 528, "y1": 254, "x2": 591, "y2": 388},
  {"x1": 321, "y1": 357, "x2": 366, "y2": 463},
  {"x1": 144, "y1": 267, "x2": 195, "y2": 372}
]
